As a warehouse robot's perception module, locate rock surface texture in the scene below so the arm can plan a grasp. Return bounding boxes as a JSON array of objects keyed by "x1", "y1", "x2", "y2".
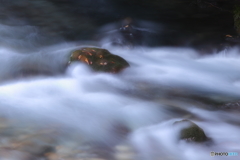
[{"x1": 69, "y1": 47, "x2": 130, "y2": 73}]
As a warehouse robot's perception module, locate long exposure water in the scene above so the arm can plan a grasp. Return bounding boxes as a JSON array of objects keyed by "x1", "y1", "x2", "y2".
[{"x1": 0, "y1": 22, "x2": 240, "y2": 160}]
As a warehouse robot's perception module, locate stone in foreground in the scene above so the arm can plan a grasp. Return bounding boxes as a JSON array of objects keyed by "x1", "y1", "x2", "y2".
[
  {"x1": 68, "y1": 47, "x2": 130, "y2": 73},
  {"x1": 173, "y1": 119, "x2": 209, "y2": 143}
]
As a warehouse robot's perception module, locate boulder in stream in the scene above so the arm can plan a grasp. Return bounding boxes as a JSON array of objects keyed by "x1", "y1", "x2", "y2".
[
  {"x1": 173, "y1": 119, "x2": 210, "y2": 143},
  {"x1": 68, "y1": 47, "x2": 130, "y2": 73}
]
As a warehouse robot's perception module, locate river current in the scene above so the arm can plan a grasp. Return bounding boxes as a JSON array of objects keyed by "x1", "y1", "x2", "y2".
[{"x1": 0, "y1": 22, "x2": 239, "y2": 160}]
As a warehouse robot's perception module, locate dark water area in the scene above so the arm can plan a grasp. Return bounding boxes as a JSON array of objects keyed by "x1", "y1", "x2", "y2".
[{"x1": 0, "y1": 1, "x2": 240, "y2": 160}]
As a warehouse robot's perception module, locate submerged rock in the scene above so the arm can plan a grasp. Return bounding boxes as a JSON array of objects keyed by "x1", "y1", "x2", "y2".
[
  {"x1": 173, "y1": 119, "x2": 209, "y2": 143},
  {"x1": 68, "y1": 47, "x2": 130, "y2": 73}
]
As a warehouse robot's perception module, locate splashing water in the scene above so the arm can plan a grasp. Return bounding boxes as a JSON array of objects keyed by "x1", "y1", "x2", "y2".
[{"x1": 0, "y1": 22, "x2": 240, "y2": 160}]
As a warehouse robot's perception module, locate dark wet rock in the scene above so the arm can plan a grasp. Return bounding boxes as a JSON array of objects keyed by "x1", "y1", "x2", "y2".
[
  {"x1": 97, "y1": 17, "x2": 161, "y2": 48},
  {"x1": 118, "y1": 18, "x2": 141, "y2": 47},
  {"x1": 68, "y1": 47, "x2": 130, "y2": 73},
  {"x1": 173, "y1": 119, "x2": 210, "y2": 143}
]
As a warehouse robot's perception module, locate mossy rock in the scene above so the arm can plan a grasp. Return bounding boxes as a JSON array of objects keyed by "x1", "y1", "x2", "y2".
[
  {"x1": 68, "y1": 47, "x2": 130, "y2": 73},
  {"x1": 173, "y1": 119, "x2": 209, "y2": 143}
]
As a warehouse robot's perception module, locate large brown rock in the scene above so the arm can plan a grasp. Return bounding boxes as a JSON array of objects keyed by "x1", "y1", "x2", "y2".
[{"x1": 68, "y1": 47, "x2": 130, "y2": 73}]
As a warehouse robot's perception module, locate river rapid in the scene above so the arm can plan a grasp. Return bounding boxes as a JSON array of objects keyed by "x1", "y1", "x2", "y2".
[{"x1": 0, "y1": 22, "x2": 239, "y2": 160}]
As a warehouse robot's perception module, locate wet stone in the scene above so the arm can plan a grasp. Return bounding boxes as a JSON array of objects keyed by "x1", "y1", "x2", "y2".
[
  {"x1": 68, "y1": 47, "x2": 130, "y2": 73},
  {"x1": 173, "y1": 119, "x2": 210, "y2": 143}
]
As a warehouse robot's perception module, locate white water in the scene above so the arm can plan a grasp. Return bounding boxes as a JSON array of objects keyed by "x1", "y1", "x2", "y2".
[{"x1": 0, "y1": 23, "x2": 240, "y2": 160}]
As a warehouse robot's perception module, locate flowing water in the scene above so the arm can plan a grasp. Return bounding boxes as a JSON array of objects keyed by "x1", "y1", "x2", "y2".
[{"x1": 0, "y1": 21, "x2": 240, "y2": 160}]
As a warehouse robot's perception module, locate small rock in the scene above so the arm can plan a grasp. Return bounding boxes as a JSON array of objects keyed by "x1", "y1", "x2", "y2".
[
  {"x1": 68, "y1": 47, "x2": 130, "y2": 73},
  {"x1": 173, "y1": 119, "x2": 210, "y2": 143}
]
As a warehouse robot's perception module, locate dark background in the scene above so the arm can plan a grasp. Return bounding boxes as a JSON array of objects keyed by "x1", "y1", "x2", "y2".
[{"x1": 1, "y1": 0, "x2": 240, "y2": 52}]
